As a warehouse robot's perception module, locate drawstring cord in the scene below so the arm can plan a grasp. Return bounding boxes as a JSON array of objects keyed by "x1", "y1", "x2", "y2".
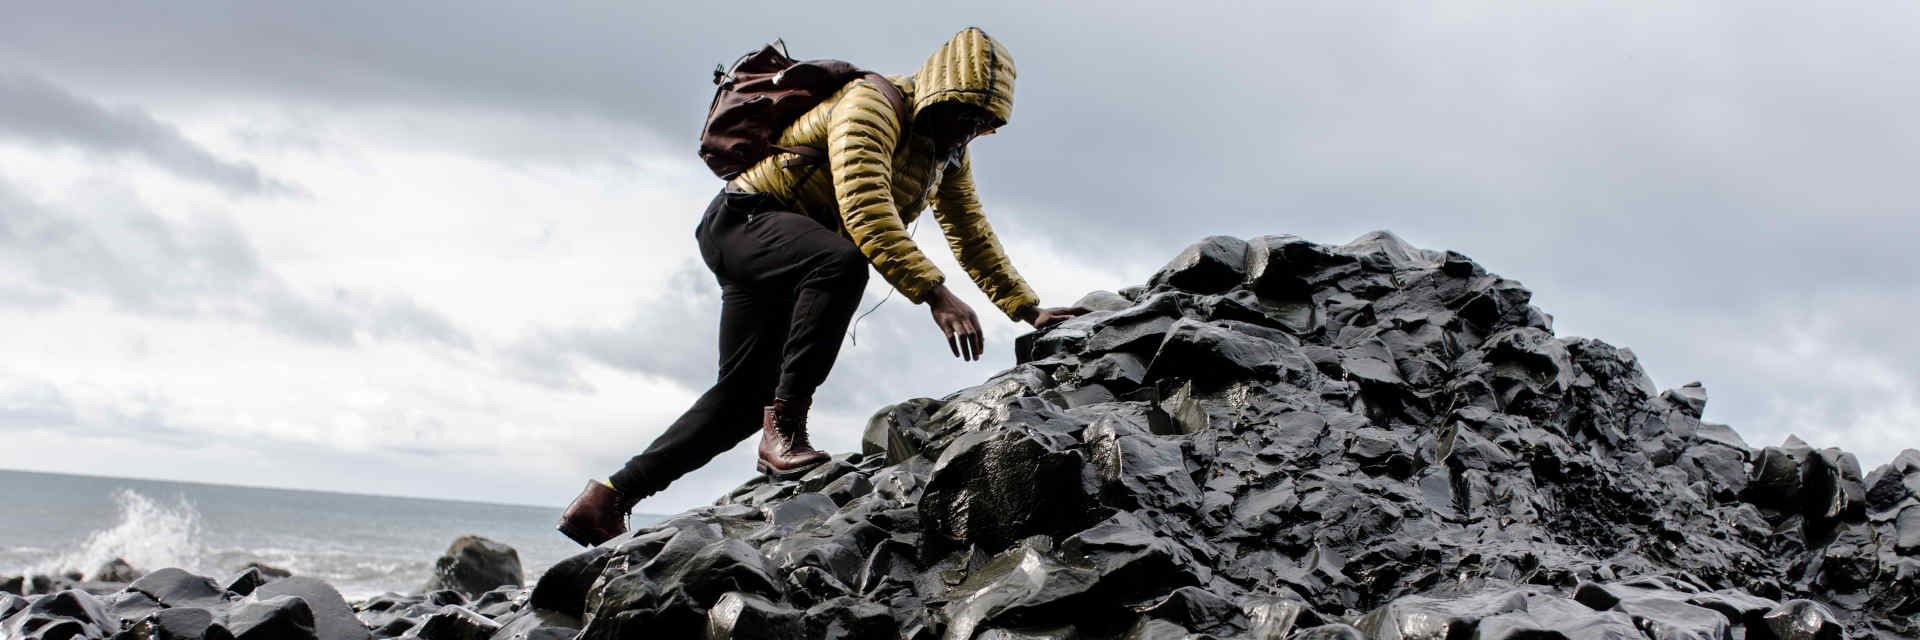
[{"x1": 845, "y1": 216, "x2": 923, "y2": 346}]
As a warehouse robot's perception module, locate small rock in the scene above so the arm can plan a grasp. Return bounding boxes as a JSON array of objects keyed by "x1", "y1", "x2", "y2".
[
  {"x1": 128, "y1": 568, "x2": 230, "y2": 609},
  {"x1": 704, "y1": 591, "x2": 801, "y2": 639},
  {"x1": 411, "y1": 605, "x2": 499, "y2": 640},
  {"x1": 418, "y1": 536, "x2": 523, "y2": 599},
  {"x1": 91, "y1": 558, "x2": 143, "y2": 583},
  {"x1": 254, "y1": 576, "x2": 369, "y2": 640},
  {"x1": 227, "y1": 595, "x2": 317, "y2": 640},
  {"x1": 1149, "y1": 236, "x2": 1249, "y2": 294},
  {"x1": 1758, "y1": 599, "x2": 1844, "y2": 640}
]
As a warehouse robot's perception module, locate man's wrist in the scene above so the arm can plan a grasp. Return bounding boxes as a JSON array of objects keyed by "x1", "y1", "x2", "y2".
[{"x1": 1013, "y1": 304, "x2": 1039, "y2": 323}]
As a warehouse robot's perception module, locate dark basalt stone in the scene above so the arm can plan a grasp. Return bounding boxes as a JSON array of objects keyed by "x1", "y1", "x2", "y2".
[
  {"x1": 485, "y1": 608, "x2": 579, "y2": 640},
  {"x1": 92, "y1": 559, "x2": 142, "y2": 584},
  {"x1": 222, "y1": 569, "x2": 269, "y2": 598},
  {"x1": 1290, "y1": 623, "x2": 1366, "y2": 640},
  {"x1": 919, "y1": 428, "x2": 1090, "y2": 551},
  {"x1": 409, "y1": 605, "x2": 497, "y2": 640},
  {"x1": 862, "y1": 398, "x2": 942, "y2": 464},
  {"x1": 127, "y1": 569, "x2": 230, "y2": 610},
  {"x1": 1126, "y1": 586, "x2": 1243, "y2": 636},
  {"x1": 3, "y1": 589, "x2": 116, "y2": 640},
  {"x1": 126, "y1": 607, "x2": 236, "y2": 640},
  {"x1": 0, "y1": 594, "x2": 26, "y2": 620},
  {"x1": 938, "y1": 538, "x2": 1103, "y2": 640},
  {"x1": 704, "y1": 591, "x2": 801, "y2": 640},
  {"x1": 529, "y1": 546, "x2": 612, "y2": 618},
  {"x1": 1755, "y1": 599, "x2": 1844, "y2": 640},
  {"x1": 1148, "y1": 236, "x2": 1249, "y2": 294},
  {"x1": 253, "y1": 576, "x2": 368, "y2": 640},
  {"x1": 226, "y1": 595, "x2": 317, "y2": 640},
  {"x1": 418, "y1": 536, "x2": 522, "y2": 600},
  {"x1": 239, "y1": 563, "x2": 291, "y2": 580}
]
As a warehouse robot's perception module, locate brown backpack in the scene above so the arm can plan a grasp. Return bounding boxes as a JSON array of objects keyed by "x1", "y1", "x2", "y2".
[{"x1": 699, "y1": 40, "x2": 910, "y2": 180}]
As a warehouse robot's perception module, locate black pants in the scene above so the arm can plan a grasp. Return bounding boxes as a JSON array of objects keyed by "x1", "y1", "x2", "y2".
[{"x1": 609, "y1": 189, "x2": 869, "y2": 495}]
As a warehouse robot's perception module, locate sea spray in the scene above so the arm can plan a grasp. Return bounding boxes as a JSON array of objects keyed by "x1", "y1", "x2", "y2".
[
  {"x1": 34, "y1": 488, "x2": 206, "y2": 581},
  {"x1": 0, "y1": 469, "x2": 580, "y2": 601}
]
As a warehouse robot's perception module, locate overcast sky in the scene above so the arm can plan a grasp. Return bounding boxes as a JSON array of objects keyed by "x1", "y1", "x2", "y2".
[{"x1": 2, "y1": 1, "x2": 1914, "y2": 512}]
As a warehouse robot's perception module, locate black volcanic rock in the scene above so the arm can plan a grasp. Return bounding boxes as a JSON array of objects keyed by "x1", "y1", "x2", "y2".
[
  {"x1": 131, "y1": 606, "x2": 236, "y2": 640},
  {"x1": 410, "y1": 605, "x2": 498, "y2": 640},
  {"x1": 92, "y1": 559, "x2": 143, "y2": 584},
  {"x1": 545, "y1": 232, "x2": 1920, "y2": 637},
  {"x1": 418, "y1": 536, "x2": 522, "y2": 600},
  {"x1": 2, "y1": 589, "x2": 116, "y2": 640},
  {"x1": 253, "y1": 577, "x2": 368, "y2": 640},
  {"x1": 226, "y1": 595, "x2": 317, "y2": 640},
  {"x1": 128, "y1": 569, "x2": 230, "y2": 610},
  {"x1": 528, "y1": 546, "x2": 612, "y2": 618}
]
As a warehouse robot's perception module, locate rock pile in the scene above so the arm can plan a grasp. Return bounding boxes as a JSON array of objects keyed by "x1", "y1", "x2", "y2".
[
  {"x1": 5, "y1": 232, "x2": 1916, "y2": 639},
  {"x1": 0, "y1": 538, "x2": 560, "y2": 640},
  {"x1": 545, "y1": 232, "x2": 1916, "y2": 638}
]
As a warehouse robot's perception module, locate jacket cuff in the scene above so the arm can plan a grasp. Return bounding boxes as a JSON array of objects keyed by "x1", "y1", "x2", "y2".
[
  {"x1": 992, "y1": 289, "x2": 1042, "y2": 321},
  {"x1": 903, "y1": 274, "x2": 946, "y2": 305}
]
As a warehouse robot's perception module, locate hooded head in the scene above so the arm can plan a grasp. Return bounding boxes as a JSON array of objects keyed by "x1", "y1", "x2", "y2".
[{"x1": 912, "y1": 27, "x2": 1016, "y2": 127}]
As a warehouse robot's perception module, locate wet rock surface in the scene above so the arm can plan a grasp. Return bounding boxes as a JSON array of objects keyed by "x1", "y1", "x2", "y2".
[
  {"x1": 0, "y1": 540, "x2": 572, "y2": 640},
  {"x1": 560, "y1": 232, "x2": 1918, "y2": 638},
  {"x1": 418, "y1": 536, "x2": 523, "y2": 600},
  {"x1": 8, "y1": 232, "x2": 1917, "y2": 638}
]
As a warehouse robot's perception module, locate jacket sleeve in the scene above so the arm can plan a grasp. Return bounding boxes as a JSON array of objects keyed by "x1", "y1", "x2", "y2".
[
  {"x1": 828, "y1": 80, "x2": 946, "y2": 303},
  {"x1": 930, "y1": 150, "x2": 1040, "y2": 320}
]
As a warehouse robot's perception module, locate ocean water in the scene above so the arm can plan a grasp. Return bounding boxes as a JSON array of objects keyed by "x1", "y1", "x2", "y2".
[{"x1": 0, "y1": 469, "x2": 657, "y2": 601}]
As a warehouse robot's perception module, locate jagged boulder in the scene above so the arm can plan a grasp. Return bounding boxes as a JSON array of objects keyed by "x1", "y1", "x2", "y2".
[
  {"x1": 417, "y1": 536, "x2": 522, "y2": 600},
  {"x1": 558, "y1": 232, "x2": 1919, "y2": 637}
]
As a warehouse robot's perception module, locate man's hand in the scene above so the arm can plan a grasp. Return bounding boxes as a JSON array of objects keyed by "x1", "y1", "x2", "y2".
[
  {"x1": 927, "y1": 284, "x2": 984, "y2": 361},
  {"x1": 1016, "y1": 305, "x2": 1090, "y2": 330}
]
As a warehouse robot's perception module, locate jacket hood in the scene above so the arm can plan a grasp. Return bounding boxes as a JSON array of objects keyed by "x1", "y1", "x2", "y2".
[{"x1": 911, "y1": 27, "x2": 1015, "y2": 125}]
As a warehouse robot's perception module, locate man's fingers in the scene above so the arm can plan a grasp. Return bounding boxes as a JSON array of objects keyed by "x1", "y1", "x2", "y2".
[
  {"x1": 970, "y1": 323, "x2": 985, "y2": 361},
  {"x1": 941, "y1": 318, "x2": 959, "y2": 358},
  {"x1": 960, "y1": 321, "x2": 977, "y2": 360}
]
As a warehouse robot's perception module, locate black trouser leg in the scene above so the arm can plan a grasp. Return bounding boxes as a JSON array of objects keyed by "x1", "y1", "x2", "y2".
[{"x1": 608, "y1": 191, "x2": 868, "y2": 496}]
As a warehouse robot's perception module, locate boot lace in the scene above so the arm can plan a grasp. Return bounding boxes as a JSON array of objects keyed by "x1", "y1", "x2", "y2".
[{"x1": 779, "y1": 412, "x2": 813, "y2": 450}]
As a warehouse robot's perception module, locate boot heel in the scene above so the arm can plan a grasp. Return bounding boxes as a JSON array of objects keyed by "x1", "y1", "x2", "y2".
[{"x1": 756, "y1": 461, "x2": 772, "y2": 475}]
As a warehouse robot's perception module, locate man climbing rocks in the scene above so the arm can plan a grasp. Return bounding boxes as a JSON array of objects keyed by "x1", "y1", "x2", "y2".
[{"x1": 558, "y1": 28, "x2": 1084, "y2": 547}]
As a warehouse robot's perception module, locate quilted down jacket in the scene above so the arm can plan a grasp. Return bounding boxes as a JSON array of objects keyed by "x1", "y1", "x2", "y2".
[{"x1": 729, "y1": 27, "x2": 1039, "y2": 320}]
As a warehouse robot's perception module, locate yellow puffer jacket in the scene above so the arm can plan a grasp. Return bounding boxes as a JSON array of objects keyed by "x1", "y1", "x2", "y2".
[{"x1": 729, "y1": 28, "x2": 1039, "y2": 320}]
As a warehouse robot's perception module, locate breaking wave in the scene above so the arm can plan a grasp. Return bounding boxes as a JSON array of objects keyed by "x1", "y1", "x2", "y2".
[{"x1": 35, "y1": 488, "x2": 207, "y2": 579}]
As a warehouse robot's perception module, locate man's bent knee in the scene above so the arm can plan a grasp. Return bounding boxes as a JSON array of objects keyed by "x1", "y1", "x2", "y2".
[{"x1": 825, "y1": 245, "x2": 870, "y2": 287}]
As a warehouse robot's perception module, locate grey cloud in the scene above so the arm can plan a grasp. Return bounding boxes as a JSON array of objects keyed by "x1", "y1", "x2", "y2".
[
  {"x1": 0, "y1": 177, "x2": 473, "y2": 351},
  {"x1": 0, "y1": 285, "x2": 65, "y2": 309},
  {"x1": 0, "y1": 377, "x2": 77, "y2": 429},
  {"x1": 14, "y1": 0, "x2": 1902, "y2": 307},
  {"x1": 501, "y1": 334, "x2": 597, "y2": 394},
  {"x1": 0, "y1": 70, "x2": 292, "y2": 195},
  {"x1": 0, "y1": 374, "x2": 203, "y2": 447},
  {"x1": 502, "y1": 261, "x2": 719, "y2": 393}
]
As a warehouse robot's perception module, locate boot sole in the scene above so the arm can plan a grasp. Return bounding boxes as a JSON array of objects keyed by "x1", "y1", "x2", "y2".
[
  {"x1": 757, "y1": 459, "x2": 825, "y2": 481},
  {"x1": 556, "y1": 523, "x2": 602, "y2": 548}
]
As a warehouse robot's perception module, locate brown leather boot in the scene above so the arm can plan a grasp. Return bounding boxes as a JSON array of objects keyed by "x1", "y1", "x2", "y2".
[
  {"x1": 556, "y1": 480, "x2": 641, "y2": 547},
  {"x1": 756, "y1": 397, "x2": 830, "y2": 479}
]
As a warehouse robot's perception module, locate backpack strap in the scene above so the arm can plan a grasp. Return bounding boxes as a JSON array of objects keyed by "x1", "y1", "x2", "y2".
[
  {"x1": 862, "y1": 72, "x2": 912, "y2": 133},
  {"x1": 771, "y1": 73, "x2": 911, "y2": 169}
]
